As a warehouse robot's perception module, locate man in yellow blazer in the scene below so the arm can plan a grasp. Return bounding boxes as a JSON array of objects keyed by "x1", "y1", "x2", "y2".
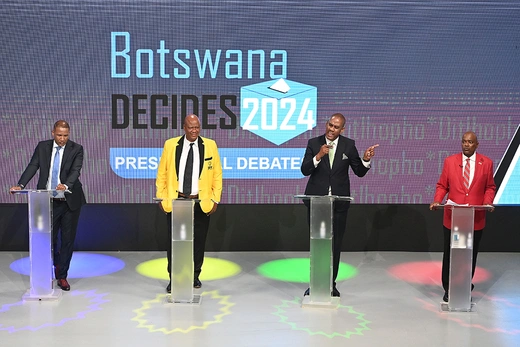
[{"x1": 156, "y1": 114, "x2": 223, "y2": 293}]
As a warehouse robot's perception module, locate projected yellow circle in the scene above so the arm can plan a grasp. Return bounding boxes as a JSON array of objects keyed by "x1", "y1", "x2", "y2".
[{"x1": 136, "y1": 257, "x2": 241, "y2": 281}]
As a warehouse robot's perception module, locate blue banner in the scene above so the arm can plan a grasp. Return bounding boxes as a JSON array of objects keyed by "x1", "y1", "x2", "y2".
[{"x1": 110, "y1": 148, "x2": 305, "y2": 179}]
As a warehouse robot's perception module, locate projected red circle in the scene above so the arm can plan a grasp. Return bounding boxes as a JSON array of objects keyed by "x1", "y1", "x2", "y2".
[{"x1": 388, "y1": 261, "x2": 491, "y2": 286}]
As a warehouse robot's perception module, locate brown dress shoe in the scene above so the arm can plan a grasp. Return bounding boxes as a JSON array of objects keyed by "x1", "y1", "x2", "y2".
[{"x1": 57, "y1": 279, "x2": 70, "y2": 291}]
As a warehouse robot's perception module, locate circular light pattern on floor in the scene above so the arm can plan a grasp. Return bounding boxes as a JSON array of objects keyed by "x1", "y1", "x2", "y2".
[
  {"x1": 136, "y1": 257, "x2": 241, "y2": 281},
  {"x1": 257, "y1": 258, "x2": 358, "y2": 283},
  {"x1": 273, "y1": 297, "x2": 371, "y2": 338},
  {"x1": 132, "y1": 290, "x2": 234, "y2": 334},
  {"x1": 0, "y1": 290, "x2": 110, "y2": 333},
  {"x1": 9, "y1": 252, "x2": 125, "y2": 278},
  {"x1": 417, "y1": 295, "x2": 520, "y2": 335},
  {"x1": 388, "y1": 260, "x2": 492, "y2": 285}
]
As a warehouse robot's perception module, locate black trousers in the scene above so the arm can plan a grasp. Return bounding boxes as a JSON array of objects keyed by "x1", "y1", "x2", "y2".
[
  {"x1": 307, "y1": 204, "x2": 349, "y2": 286},
  {"x1": 442, "y1": 226, "x2": 483, "y2": 292},
  {"x1": 52, "y1": 200, "x2": 81, "y2": 279},
  {"x1": 166, "y1": 202, "x2": 210, "y2": 280}
]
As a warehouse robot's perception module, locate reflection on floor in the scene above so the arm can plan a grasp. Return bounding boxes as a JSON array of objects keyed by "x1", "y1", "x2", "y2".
[{"x1": 1, "y1": 251, "x2": 519, "y2": 347}]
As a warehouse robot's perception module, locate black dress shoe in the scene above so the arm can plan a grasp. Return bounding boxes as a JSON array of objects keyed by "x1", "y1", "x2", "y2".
[
  {"x1": 332, "y1": 287, "x2": 341, "y2": 297},
  {"x1": 57, "y1": 279, "x2": 70, "y2": 291},
  {"x1": 166, "y1": 282, "x2": 171, "y2": 293},
  {"x1": 443, "y1": 292, "x2": 448, "y2": 302},
  {"x1": 194, "y1": 279, "x2": 201, "y2": 288},
  {"x1": 304, "y1": 288, "x2": 310, "y2": 296}
]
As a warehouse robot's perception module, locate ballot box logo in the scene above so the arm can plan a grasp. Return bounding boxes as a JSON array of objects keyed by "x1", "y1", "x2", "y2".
[{"x1": 240, "y1": 79, "x2": 317, "y2": 145}]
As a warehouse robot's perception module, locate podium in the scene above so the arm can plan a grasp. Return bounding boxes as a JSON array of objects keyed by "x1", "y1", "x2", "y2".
[
  {"x1": 12, "y1": 189, "x2": 63, "y2": 301},
  {"x1": 295, "y1": 195, "x2": 353, "y2": 308},
  {"x1": 155, "y1": 197, "x2": 201, "y2": 304},
  {"x1": 438, "y1": 204, "x2": 493, "y2": 312}
]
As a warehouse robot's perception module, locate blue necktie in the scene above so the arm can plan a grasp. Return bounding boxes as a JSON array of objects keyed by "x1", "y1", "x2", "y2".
[{"x1": 51, "y1": 146, "x2": 61, "y2": 196}]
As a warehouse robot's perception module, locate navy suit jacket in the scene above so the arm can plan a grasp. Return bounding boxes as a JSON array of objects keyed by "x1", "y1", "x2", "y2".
[
  {"x1": 18, "y1": 139, "x2": 86, "y2": 211},
  {"x1": 301, "y1": 135, "x2": 369, "y2": 210}
]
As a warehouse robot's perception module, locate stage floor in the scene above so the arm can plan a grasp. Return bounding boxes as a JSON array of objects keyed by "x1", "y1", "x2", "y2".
[{"x1": 1, "y1": 251, "x2": 519, "y2": 347}]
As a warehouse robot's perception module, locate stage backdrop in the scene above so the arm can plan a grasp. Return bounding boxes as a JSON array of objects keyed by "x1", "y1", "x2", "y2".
[
  {"x1": 1, "y1": 1, "x2": 520, "y2": 252},
  {"x1": 2, "y1": 0, "x2": 519, "y2": 206}
]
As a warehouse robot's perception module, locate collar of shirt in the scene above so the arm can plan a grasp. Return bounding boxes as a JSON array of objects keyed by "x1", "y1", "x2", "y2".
[
  {"x1": 462, "y1": 152, "x2": 476, "y2": 164},
  {"x1": 183, "y1": 136, "x2": 198, "y2": 148},
  {"x1": 53, "y1": 141, "x2": 66, "y2": 150},
  {"x1": 328, "y1": 138, "x2": 339, "y2": 147}
]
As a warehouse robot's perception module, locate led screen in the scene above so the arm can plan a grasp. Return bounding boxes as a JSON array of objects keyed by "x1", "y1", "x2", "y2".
[{"x1": 2, "y1": 1, "x2": 519, "y2": 204}]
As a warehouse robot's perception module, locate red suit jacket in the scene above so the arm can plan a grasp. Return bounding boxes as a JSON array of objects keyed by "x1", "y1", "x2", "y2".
[{"x1": 434, "y1": 153, "x2": 496, "y2": 230}]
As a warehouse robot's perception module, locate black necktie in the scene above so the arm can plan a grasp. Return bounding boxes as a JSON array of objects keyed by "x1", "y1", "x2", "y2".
[{"x1": 183, "y1": 143, "x2": 194, "y2": 195}]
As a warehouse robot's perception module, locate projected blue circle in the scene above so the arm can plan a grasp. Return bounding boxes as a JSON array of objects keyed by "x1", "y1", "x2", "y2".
[{"x1": 9, "y1": 252, "x2": 125, "y2": 278}]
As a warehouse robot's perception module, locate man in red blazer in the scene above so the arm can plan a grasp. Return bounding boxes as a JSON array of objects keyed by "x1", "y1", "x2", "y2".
[{"x1": 430, "y1": 131, "x2": 496, "y2": 302}]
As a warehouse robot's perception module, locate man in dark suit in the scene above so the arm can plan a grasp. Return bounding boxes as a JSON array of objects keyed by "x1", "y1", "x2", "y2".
[
  {"x1": 430, "y1": 131, "x2": 495, "y2": 302},
  {"x1": 11, "y1": 120, "x2": 86, "y2": 291},
  {"x1": 156, "y1": 114, "x2": 223, "y2": 293},
  {"x1": 301, "y1": 113, "x2": 379, "y2": 297}
]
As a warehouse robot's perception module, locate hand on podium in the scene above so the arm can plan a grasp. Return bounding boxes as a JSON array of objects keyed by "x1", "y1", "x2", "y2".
[
  {"x1": 484, "y1": 204, "x2": 495, "y2": 212},
  {"x1": 9, "y1": 185, "x2": 22, "y2": 194},
  {"x1": 429, "y1": 201, "x2": 441, "y2": 210},
  {"x1": 55, "y1": 183, "x2": 67, "y2": 191}
]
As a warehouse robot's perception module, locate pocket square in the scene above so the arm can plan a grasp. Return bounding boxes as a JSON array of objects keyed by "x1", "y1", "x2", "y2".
[{"x1": 342, "y1": 154, "x2": 348, "y2": 160}]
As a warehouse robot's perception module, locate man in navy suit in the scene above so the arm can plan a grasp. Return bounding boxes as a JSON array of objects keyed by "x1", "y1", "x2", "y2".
[
  {"x1": 301, "y1": 113, "x2": 379, "y2": 297},
  {"x1": 11, "y1": 120, "x2": 86, "y2": 291}
]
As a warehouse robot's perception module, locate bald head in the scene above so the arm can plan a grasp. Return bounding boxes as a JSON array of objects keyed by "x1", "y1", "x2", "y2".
[
  {"x1": 183, "y1": 114, "x2": 201, "y2": 142},
  {"x1": 461, "y1": 131, "x2": 478, "y2": 157}
]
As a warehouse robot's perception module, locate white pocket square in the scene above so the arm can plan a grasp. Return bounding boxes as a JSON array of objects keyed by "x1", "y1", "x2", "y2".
[{"x1": 342, "y1": 154, "x2": 348, "y2": 160}]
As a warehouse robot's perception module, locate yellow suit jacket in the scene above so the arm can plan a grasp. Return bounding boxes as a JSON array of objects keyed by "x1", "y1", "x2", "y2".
[{"x1": 156, "y1": 135, "x2": 223, "y2": 213}]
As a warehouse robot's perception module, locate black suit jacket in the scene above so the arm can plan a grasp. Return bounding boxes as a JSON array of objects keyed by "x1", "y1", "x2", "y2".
[
  {"x1": 301, "y1": 134, "x2": 369, "y2": 210},
  {"x1": 18, "y1": 139, "x2": 86, "y2": 211}
]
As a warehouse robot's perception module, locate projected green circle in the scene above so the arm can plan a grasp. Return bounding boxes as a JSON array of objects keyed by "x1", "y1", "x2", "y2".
[
  {"x1": 136, "y1": 257, "x2": 241, "y2": 281},
  {"x1": 257, "y1": 258, "x2": 358, "y2": 283}
]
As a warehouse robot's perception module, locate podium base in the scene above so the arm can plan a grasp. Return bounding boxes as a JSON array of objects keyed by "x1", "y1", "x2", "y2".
[
  {"x1": 440, "y1": 302, "x2": 477, "y2": 312},
  {"x1": 23, "y1": 289, "x2": 63, "y2": 302},
  {"x1": 301, "y1": 296, "x2": 340, "y2": 309},
  {"x1": 168, "y1": 294, "x2": 202, "y2": 305}
]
